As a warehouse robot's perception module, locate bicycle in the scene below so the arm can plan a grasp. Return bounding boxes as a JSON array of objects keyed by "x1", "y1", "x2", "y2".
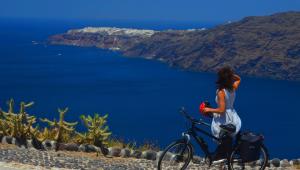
[{"x1": 157, "y1": 107, "x2": 269, "y2": 170}]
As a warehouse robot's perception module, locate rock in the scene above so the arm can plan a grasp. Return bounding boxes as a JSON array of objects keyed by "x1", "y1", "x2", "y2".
[
  {"x1": 156, "y1": 151, "x2": 173, "y2": 161},
  {"x1": 246, "y1": 161, "x2": 256, "y2": 167},
  {"x1": 266, "y1": 160, "x2": 271, "y2": 167},
  {"x1": 108, "y1": 147, "x2": 121, "y2": 157},
  {"x1": 256, "y1": 159, "x2": 271, "y2": 167},
  {"x1": 42, "y1": 140, "x2": 56, "y2": 151},
  {"x1": 19, "y1": 145, "x2": 26, "y2": 149},
  {"x1": 156, "y1": 151, "x2": 163, "y2": 160},
  {"x1": 99, "y1": 146, "x2": 109, "y2": 156},
  {"x1": 26, "y1": 139, "x2": 34, "y2": 148},
  {"x1": 11, "y1": 137, "x2": 16, "y2": 145},
  {"x1": 86, "y1": 144, "x2": 97, "y2": 152},
  {"x1": 290, "y1": 159, "x2": 300, "y2": 166},
  {"x1": 130, "y1": 150, "x2": 142, "y2": 158},
  {"x1": 153, "y1": 151, "x2": 163, "y2": 167},
  {"x1": 256, "y1": 159, "x2": 265, "y2": 167},
  {"x1": 78, "y1": 144, "x2": 86, "y2": 152},
  {"x1": 1, "y1": 136, "x2": 14, "y2": 144},
  {"x1": 66, "y1": 143, "x2": 79, "y2": 151},
  {"x1": 94, "y1": 138, "x2": 109, "y2": 155},
  {"x1": 120, "y1": 148, "x2": 131, "y2": 158},
  {"x1": 271, "y1": 158, "x2": 281, "y2": 167},
  {"x1": 192, "y1": 156, "x2": 203, "y2": 164},
  {"x1": 141, "y1": 150, "x2": 157, "y2": 160},
  {"x1": 57, "y1": 143, "x2": 66, "y2": 150},
  {"x1": 14, "y1": 137, "x2": 27, "y2": 147},
  {"x1": 255, "y1": 160, "x2": 261, "y2": 166},
  {"x1": 280, "y1": 159, "x2": 291, "y2": 167},
  {"x1": 58, "y1": 143, "x2": 79, "y2": 151},
  {"x1": 78, "y1": 144, "x2": 98, "y2": 152},
  {"x1": 31, "y1": 137, "x2": 44, "y2": 150}
]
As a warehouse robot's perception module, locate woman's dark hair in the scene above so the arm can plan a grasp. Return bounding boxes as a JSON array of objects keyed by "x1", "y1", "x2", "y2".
[{"x1": 216, "y1": 66, "x2": 235, "y2": 91}]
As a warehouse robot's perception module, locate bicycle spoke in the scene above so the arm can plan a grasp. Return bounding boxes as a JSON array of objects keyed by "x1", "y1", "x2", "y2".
[
  {"x1": 158, "y1": 142, "x2": 192, "y2": 170},
  {"x1": 229, "y1": 145, "x2": 268, "y2": 170}
]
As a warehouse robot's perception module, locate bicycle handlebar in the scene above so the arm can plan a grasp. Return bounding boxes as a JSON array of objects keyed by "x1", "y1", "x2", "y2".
[{"x1": 179, "y1": 107, "x2": 210, "y2": 127}]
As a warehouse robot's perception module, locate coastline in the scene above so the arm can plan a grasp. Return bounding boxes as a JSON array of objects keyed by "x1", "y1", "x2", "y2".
[{"x1": 49, "y1": 11, "x2": 300, "y2": 81}]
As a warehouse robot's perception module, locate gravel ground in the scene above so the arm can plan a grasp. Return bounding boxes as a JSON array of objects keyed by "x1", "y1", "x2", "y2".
[
  {"x1": 0, "y1": 144, "x2": 158, "y2": 170},
  {"x1": 0, "y1": 145, "x2": 216, "y2": 170},
  {"x1": 0, "y1": 144, "x2": 296, "y2": 170}
]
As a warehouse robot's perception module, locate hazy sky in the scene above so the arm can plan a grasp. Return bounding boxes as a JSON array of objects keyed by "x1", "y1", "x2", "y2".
[{"x1": 1, "y1": 0, "x2": 300, "y2": 22}]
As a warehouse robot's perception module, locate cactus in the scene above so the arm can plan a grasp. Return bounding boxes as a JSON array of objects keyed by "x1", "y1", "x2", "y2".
[
  {"x1": 0, "y1": 100, "x2": 113, "y2": 154},
  {"x1": 73, "y1": 132, "x2": 91, "y2": 144},
  {"x1": 0, "y1": 119, "x2": 10, "y2": 136},
  {"x1": 40, "y1": 107, "x2": 78, "y2": 150},
  {"x1": 78, "y1": 114, "x2": 111, "y2": 156},
  {"x1": 37, "y1": 127, "x2": 57, "y2": 141},
  {"x1": 8, "y1": 98, "x2": 14, "y2": 114},
  {"x1": 79, "y1": 114, "x2": 111, "y2": 146},
  {"x1": 0, "y1": 99, "x2": 38, "y2": 141}
]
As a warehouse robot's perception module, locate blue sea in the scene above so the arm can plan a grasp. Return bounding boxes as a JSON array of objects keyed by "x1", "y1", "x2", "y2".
[{"x1": 0, "y1": 18, "x2": 299, "y2": 159}]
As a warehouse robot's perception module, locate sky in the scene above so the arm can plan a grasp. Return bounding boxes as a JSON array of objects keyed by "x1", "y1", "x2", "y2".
[{"x1": 1, "y1": 0, "x2": 300, "y2": 22}]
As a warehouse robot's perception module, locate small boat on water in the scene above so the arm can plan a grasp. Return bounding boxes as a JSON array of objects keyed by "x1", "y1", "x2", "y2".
[{"x1": 32, "y1": 41, "x2": 39, "y2": 45}]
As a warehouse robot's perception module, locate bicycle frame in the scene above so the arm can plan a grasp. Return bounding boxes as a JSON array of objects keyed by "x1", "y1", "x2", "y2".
[{"x1": 182, "y1": 120, "x2": 221, "y2": 160}]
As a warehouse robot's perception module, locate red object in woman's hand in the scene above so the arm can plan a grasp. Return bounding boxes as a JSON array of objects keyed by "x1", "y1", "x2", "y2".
[
  {"x1": 199, "y1": 102, "x2": 206, "y2": 113},
  {"x1": 199, "y1": 101, "x2": 213, "y2": 118}
]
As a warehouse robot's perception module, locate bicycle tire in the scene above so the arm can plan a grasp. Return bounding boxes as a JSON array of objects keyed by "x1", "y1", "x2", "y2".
[
  {"x1": 228, "y1": 143, "x2": 269, "y2": 170},
  {"x1": 157, "y1": 140, "x2": 193, "y2": 170}
]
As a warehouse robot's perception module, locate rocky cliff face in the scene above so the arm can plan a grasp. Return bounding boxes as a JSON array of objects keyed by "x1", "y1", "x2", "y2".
[{"x1": 49, "y1": 12, "x2": 300, "y2": 81}]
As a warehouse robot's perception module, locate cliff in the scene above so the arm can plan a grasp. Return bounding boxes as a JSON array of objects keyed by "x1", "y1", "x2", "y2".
[
  {"x1": 49, "y1": 12, "x2": 300, "y2": 81},
  {"x1": 50, "y1": 27, "x2": 157, "y2": 51}
]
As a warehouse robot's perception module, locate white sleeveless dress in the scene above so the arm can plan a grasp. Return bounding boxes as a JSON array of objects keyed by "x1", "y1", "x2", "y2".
[{"x1": 211, "y1": 88, "x2": 242, "y2": 138}]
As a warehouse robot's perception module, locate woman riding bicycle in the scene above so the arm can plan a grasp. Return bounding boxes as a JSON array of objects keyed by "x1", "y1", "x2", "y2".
[
  {"x1": 203, "y1": 66, "x2": 241, "y2": 137},
  {"x1": 158, "y1": 67, "x2": 269, "y2": 169},
  {"x1": 202, "y1": 66, "x2": 242, "y2": 160}
]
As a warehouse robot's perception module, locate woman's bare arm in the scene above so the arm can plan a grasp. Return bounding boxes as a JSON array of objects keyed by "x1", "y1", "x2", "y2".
[
  {"x1": 203, "y1": 90, "x2": 226, "y2": 114},
  {"x1": 233, "y1": 74, "x2": 241, "y2": 90}
]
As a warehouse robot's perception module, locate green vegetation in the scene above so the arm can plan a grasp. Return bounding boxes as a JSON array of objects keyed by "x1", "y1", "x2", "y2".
[
  {"x1": 77, "y1": 114, "x2": 111, "y2": 146},
  {"x1": 37, "y1": 127, "x2": 57, "y2": 141},
  {"x1": 106, "y1": 137, "x2": 128, "y2": 148},
  {"x1": 0, "y1": 99, "x2": 39, "y2": 141},
  {"x1": 0, "y1": 99, "x2": 159, "y2": 152},
  {"x1": 137, "y1": 141, "x2": 160, "y2": 152},
  {"x1": 106, "y1": 137, "x2": 159, "y2": 152},
  {"x1": 40, "y1": 108, "x2": 78, "y2": 150}
]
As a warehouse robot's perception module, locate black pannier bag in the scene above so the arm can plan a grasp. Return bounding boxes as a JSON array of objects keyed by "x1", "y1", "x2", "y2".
[{"x1": 239, "y1": 132, "x2": 263, "y2": 162}]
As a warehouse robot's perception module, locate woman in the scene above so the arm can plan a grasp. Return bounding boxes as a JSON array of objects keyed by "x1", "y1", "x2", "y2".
[{"x1": 203, "y1": 66, "x2": 242, "y2": 138}]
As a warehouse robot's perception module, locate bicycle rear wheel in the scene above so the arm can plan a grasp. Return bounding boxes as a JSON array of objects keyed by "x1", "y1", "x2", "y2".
[
  {"x1": 157, "y1": 140, "x2": 193, "y2": 170},
  {"x1": 228, "y1": 143, "x2": 269, "y2": 170}
]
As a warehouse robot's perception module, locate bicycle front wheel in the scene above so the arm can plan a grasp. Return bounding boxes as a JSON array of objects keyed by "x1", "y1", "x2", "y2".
[
  {"x1": 157, "y1": 140, "x2": 193, "y2": 170},
  {"x1": 228, "y1": 143, "x2": 269, "y2": 170}
]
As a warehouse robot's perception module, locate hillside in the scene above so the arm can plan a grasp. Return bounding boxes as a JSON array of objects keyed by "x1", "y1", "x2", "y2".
[{"x1": 49, "y1": 11, "x2": 300, "y2": 81}]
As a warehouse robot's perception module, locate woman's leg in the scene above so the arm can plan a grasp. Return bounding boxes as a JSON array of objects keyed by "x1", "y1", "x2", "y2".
[{"x1": 213, "y1": 130, "x2": 233, "y2": 161}]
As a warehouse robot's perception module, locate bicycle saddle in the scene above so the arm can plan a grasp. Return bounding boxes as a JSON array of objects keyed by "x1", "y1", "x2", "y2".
[{"x1": 219, "y1": 124, "x2": 236, "y2": 133}]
